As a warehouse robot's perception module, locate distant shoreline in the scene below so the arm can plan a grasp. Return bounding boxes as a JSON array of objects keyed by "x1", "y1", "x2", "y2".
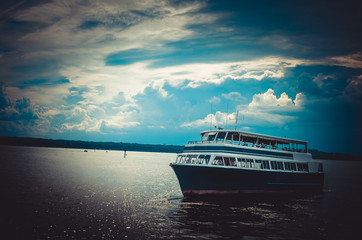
[
  {"x1": 0, "y1": 136, "x2": 360, "y2": 161},
  {"x1": 0, "y1": 136, "x2": 183, "y2": 154}
]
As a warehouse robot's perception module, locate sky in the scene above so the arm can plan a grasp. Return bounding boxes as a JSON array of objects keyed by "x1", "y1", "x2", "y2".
[{"x1": 0, "y1": 0, "x2": 362, "y2": 155}]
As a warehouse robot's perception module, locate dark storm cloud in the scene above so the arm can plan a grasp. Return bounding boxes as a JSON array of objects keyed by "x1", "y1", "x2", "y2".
[
  {"x1": 0, "y1": 82, "x2": 38, "y2": 121},
  {"x1": 206, "y1": 0, "x2": 362, "y2": 57}
]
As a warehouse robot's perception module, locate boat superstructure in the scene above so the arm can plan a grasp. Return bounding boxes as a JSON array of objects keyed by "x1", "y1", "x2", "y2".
[{"x1": 170, "y1": 129, "x2": 324, "y2": 196}]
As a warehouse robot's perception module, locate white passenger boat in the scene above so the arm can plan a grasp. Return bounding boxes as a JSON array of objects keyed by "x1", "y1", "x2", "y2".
[{"x1": 170, "y1": 128, "x2": 324, "y2": 196}]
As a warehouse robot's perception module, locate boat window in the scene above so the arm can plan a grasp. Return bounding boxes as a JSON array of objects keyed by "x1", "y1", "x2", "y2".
[
  {"x1": 212, "y1": 156, "x2": 224, "y2": 165},
  {"x1": 290, "y1": 163, "x2": 297, "y2": 171},
  {"x1": 255, "y1": 160, "x2": 263, "y2": 169},
  {"x1": 185, "y1": 155, "x2": 198, "y2": 164},
  {"x1": 277, "y1": 162, "x2": 284, "y2": 170},
  {"x1": 248, "y1": 159, "x2": 254, "y2": 168},
  {"x1": 271, "y1": 161, "x2": 284, "y2": 170},
  {"x1": 296, "y1": 163, "x2": 301, "y2": 171},
  {"x1": 297, "y1": 163, "x2": 309, "y2": 172},
  {"x1": 304, "y1": 163, "x2": 309, "y2": 172},
  {"x1": 209, "y1": 133, "x2": 216, "y2": 141},
  {"x1": 222, "y1": 157, "x2": 236, "y2": 167},
  {"x1": 262, "y1": 160, "x2": 270, "y2": 169},
  {"x1": 176, "y1": 155, "x2": 185, "y2": 164},
  {"x1": 270, "y1": 161, "x2": 276, "y2": 170},
  {"x1": 202, "y1": 132, "x2": 216, "y2": 142},
  {"x1": 205, "y1": 155, "x2": 211, "y2": 164},
  {"x1": 197, "y1": 155, "x2": 211, "y2": 165},
  {"x1": 245, "y1": 159, "x2": 250, "y2": 168},
  {"x1": 226, "y1": 132, "x2": 240, "y2": 143},
  {"x1": 198, "y1": 155, "x2": 204, "y2": 164},
  {"x1": 285, "y1": 162, "x2": 291, "y2": 170},
  {"x1": 224, "y1": 157, "x2": 230, "y2": 166},
  {"x1": 229, "y1": 157, "x2": 237, "y2": 166},
  {"x1": 237, "y1": 158, "x2": 246, "y2": 167},
  {"x1": 242, "y1": 158, "x2": 254, "y2": 168},
  {"x1": 216, "y1": 132, "x2": 226, "y2": 141}
]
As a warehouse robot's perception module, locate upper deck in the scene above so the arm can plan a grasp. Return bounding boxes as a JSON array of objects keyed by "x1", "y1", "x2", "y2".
[{"x1": 187, "y1": 129, "x2": 309, "y2": 154}]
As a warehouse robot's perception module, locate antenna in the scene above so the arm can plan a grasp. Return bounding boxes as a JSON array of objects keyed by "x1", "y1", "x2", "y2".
[
  {"x1": 230, "y1": 111, "x2": 244, "y2": 130},
  {"x1": 210, "y1": 103, "x2": 213, "y2": 130},
  {"x1": 226, "y1": 101, "x2": 229, "y2": 129},
  {"x1": 234, "y1": 111, "x2": 239, "y2": 130}
]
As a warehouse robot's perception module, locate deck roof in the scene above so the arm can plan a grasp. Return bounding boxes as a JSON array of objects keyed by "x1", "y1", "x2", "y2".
[{"x1": 201, "y1": 129, "x2": 308, "y2": 145}]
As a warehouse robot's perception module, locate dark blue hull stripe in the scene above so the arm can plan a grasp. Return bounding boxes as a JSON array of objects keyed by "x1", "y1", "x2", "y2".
[{"x1": 183, "y1": 145, "x2": 294, "y2": 159}]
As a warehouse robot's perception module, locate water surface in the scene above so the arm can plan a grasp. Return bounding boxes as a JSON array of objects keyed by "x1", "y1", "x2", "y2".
[{"x1": 0, "y1": 146, "x2": 361, "y2": 239}]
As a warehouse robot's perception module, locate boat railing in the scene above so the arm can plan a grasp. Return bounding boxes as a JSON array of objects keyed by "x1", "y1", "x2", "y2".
[
  {"x1": 187, "y1": 140, "x2": 308, "y2": 153},
  {"x1": 187, "y1": 140, "x2": 227, "y2": 144}
]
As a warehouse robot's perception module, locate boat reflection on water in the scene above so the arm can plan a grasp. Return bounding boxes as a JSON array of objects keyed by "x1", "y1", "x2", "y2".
[{"x1": 170, "y1": 193, "x2": 325, "y2": 240}]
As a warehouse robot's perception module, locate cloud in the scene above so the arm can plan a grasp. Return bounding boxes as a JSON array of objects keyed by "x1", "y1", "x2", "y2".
[
  {"x1": 328, "y1": 53, "x2": 362, "y2": 69},
  {"x1": 294, "y1": 93, "x2": 306, "y2": 108},
  {"x1": 144, "y1": 56, "x2": 308, "y2": 97},
  {"x1": 312, "y1": 73, "x2": 336, "y2": 89},
  {"x1": 52, "y1": 56, "x2": 309, "y2": 109},
  {"x1": 2, "y1": 0, "x2": 222, "y2": 104},
  {"x1": 260, "y1": 34, "x2": 296, "y2": 50},
  {"x1": 101, "y1": 116, "x2": 140, "y2": 132},
  {"x1": 181, "y1": 111, "x2": 228, "y2": 128},
  {"x1": 0, "y1": 83, "x2": 38, "y2": 121},
  {"x1": 181, "y1": 89, "x2": 303, "y2": 128},
  {"x1": 12, "y1": 0, "x2": 210, "y2": 59},
  {"x1": 0, "y1": 83, "x2": 53, "y2": 136},
  {"x1": 344, "y1": 74, "x2": 362, "y2": 98},
  {"x1": 57, "y1": 99, "x2": 141, "y2": 133},
  {"x1": 249, "y1": 89, "x2": 302, "y2": 109},
  {"x1": 222, "y1": 92, "x2": 245, "y2": 102},
  {"x1": 1, "y1": 0, "x2": 319, "y2": 109},
  {"x1": 0, "y1": 0, "x2": 27, "y2": 17},
  {"x1": 208, "y1": 96, "x2": 221, "y2": 104}
]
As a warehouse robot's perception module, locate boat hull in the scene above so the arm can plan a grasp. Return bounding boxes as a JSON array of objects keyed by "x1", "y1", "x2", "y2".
[{"x1": 170, "y1": 164, "x2": 324, "y2": 196}]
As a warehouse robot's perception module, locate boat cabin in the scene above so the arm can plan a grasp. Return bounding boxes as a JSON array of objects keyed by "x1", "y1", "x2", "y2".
[{"x1": 194, "y1": 130, "x2": 308, "y2": 153}]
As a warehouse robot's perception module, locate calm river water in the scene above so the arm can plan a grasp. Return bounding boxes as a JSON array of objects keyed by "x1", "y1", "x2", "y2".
[{"x1": 0, "y1": 146, "x2": 361, "y2": 239}]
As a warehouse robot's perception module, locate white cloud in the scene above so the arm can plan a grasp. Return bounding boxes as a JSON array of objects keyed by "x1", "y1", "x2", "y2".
[
  {"x1": 182, "y1": 89, "x2": 304, "y2": 128},
  {"x1": 249, "y1": 88, "x2": 303, "y2": 110},
  {"x1": 208, "y1": 96, "x2": 221, "y2": 104},
  {"x1": 101, "y1": 117, "x2": 140, "y2": 130},
  {"x1": 55, "y1": 56, "x2": 308, "y2": 107},
  {"x1": 328, "y1": 53, "x2": 362, "y2": 69},
  {"x1": 181, "y1": 111, "x2": 229, "y2": 128},
  {"x1": 222, "y1": 92, "x2": 245, "y2": 102},
  {"x1": 294, "y1": 92, "x2": 306, "y2": 108},
  {"x1": 55, "y1": 102, "x2": 141, "y2": 133}
]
